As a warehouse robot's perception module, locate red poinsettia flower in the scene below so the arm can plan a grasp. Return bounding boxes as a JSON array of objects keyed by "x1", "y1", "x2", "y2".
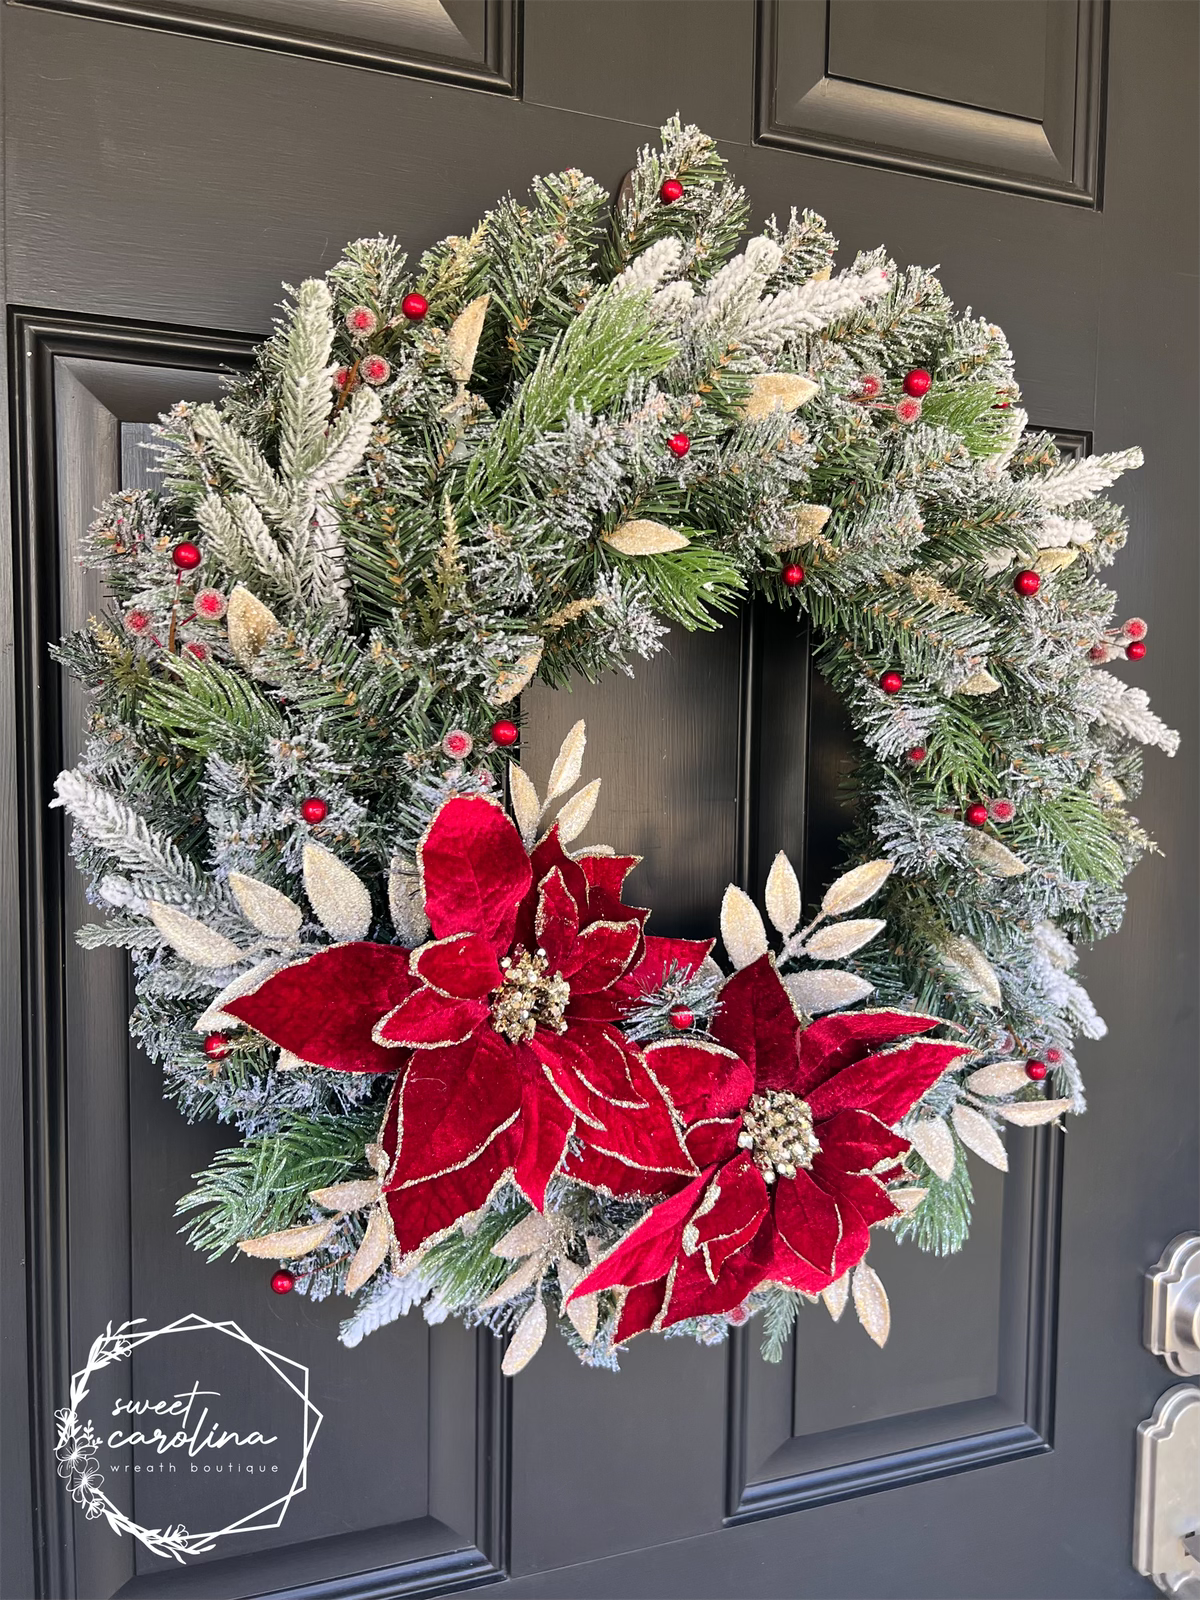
[
  {"x1": 227, "y1": 795, "x2": 715, "y2": 1253},
  {"x1": 570, "y1": 955, "x2": 971, "y2": 1341}
]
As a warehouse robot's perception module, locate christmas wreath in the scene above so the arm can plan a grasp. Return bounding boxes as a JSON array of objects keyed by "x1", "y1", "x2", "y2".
[{"x1": 54, "y1": 120, "x2": 1177, "y2": 1371}]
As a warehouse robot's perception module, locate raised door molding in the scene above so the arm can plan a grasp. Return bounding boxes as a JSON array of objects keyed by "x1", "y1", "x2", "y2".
[
  {"x1": 7, "y1": 0, "x2": 522, "y2": 94},
  {"x1": 756, "y1": 0, "x2": 1107, "y2": 205}
]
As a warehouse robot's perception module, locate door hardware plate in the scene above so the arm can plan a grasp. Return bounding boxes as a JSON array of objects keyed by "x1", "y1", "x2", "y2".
[
  {"x1": 1134, "y1": 1384, "x2": 1200, "y2": 1596},
  {"x1": 1146, "y1": 1234, "x2": 1200, "y2": 1376}
]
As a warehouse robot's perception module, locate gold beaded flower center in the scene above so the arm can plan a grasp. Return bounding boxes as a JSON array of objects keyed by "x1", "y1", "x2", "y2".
[
  {"x1": 490, "y1": 947, "x2": 571, "y2": 1043},
  {"x1": 737, "y1": 1089, "x2": 821, "y2": 1183}
]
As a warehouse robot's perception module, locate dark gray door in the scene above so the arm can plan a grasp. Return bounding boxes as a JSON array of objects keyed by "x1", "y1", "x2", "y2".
[{"x1": 3, "y1": 4, "x2": 1196, "y2": 1597}]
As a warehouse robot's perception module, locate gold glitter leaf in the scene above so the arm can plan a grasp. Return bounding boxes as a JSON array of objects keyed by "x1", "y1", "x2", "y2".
[
  {"x1": 602, "y1": 519, "x2": 691, "y2": 555},
  {"x1": 387, "y1": 857, "x2": 430, "y2": 946},
  {"x1": 228, "y1": 871, "x2": 303, "y2": 938},
  {"x1": 889, "y1": 1186, "x2": 927, "y2": 1215},
  {"x1": 951, "y1": 1104, "x2": 1009, "y2": 1171},
  {"x1": 764, "y1": 851, "x2": 801, "y2": 937},
  {"x1": 555, "y1": 778, "x2": 601, "y2": 845},
  {"x1": 226, "y1": 584, "x2": 279, "y2": 667},
  {"x1": 489, "y1": 645, "x2": 543, "y2": 706},
  {"x1": 492, "y1": 1212, "x2": 553, "y2": 1259},
  {"x1": 559, "y1": 1261, "x2": 599, "y2": 1342},
  {"x1": 997, "y1": 1098, "x2": 1073, "y2": 1126},
  {"x1": 821, "y1": 859, "x2": 893, "y2": 916},
  {"x1": 821, "y1": 1273, "x2": 850, "y2": 1321},
  {"x1": 966, "y1": 1060, "x2": 1029, "y2": 1097},
  {"x1": 852, "y1": 1261, "x2": 891, "y2": 1347},
  {"x1": 957, "y1": 670, "x2": 1003, "y2": 696},
  {"x1": 803, "y1": 917, "x2": 886, "y2": 961},
  {"x1": 147, "y1": 901, "x2": 244, "y2": 969},
  {"x1": 790, "y1": 503, "x2": 833, "y2": 541},
  {"x1": 739, "y1": 373, "x2": 819, "y2": 420},
  {"x1": 935, "y1": 932, "x2": 1002, "y2": 1008},
  {"x1": 345, "y1": 1206, "x2": 391, "y2": 1294},
  {"x1": 501, "y1": 1295, "x2": 548, "y2": 1375},
  {"x1": 194, "y1": 958, "x2": 283, "y2": 1031},
  {"x1": 479, "y1": 1255, "x2": 545, "y2": 1309},
  {"x1": 720, "y1": 885, "x2": 769, "y2": 970},
  {"x1": 443, "y1": 293, "x2": 490, "y2": 384},
  {"x1": 1034, "y1": 546, "x2": 1079, "y2": 574},
  {"x1": 277, "y1": 1050, "x2": 310, "y2": 1071},
  {"x1": 966, "y1": 831, "x2": 1029, "y2": 877},
  {"x1": 905, "y1": 1116, "x2": 956, "y2": 1181},
  {"x1": 545, "y1": 719, "x2": 587, "y2": 805},
  {"x1": 238, "y1": 1219, "x2": 335, "y2": 1259},
  {"x1": 781, "y1": 969, "x2": 875, "y2": 1015},
  {"x1": 310, "y1": 1178, "x2": 381, "y2": 1212},
  {"x1": 303, "y1": 842, "x2": 372, "y2": 942},
  {"x1": 508, "y1": 762, "x2": 541, "y2": 849},
  {"x1": 364, "y1": 1143, "x2": 389, "y2": 1176}
]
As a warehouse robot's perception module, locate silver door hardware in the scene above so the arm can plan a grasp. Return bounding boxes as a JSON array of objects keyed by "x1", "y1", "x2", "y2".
[
  {"x1": 1146, "y1": 1234, "x2": 1200, "y2": 1377},
  {"x1": 1134, "y1": 1384, "x2": 1200, "y2": 1597}
]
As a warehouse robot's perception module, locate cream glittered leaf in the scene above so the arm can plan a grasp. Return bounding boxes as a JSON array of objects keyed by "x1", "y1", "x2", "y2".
[
  {"x1": 905, "y1": 1115, "x2": 956, "y2": 1181},
  {"x1": 387, "y1": 857, "x2": 430, "y2": 945},
  {"x1": 889, "y1": 1186, "x2": 927, "y2": 1215},
  {"x1": 602, "y1": 520, "x2": 690, "y2": 555},
  {"x1": 1034, "y1": 546, "x2": 1079, "y2": 574},
  {"x1": 852, "y1": 1261, "x2": 890, "y2": 1347},
  {"x1": 277, "y1": 1049, "x2": 311, "y2": 1071},
  {"x1": 739, "y1": 373, "x2": 819, "y2": 420},
  {"x1": 764, "y1": 850, "x2": 801, "y2": 937},
  {"x1": 442, "y1": 293, "x2": 490, "y2": 384},
  {"x1": 556, "y1": 1259, "x2": 598, "y2": 1342},
  {"x1": 228, "y1": 871, "x2": 303, "y2": 938},
  {"x1": 555, "y1": 778, "x2": 601, "y2": 845},
  {"x1": 821, "y1": 859, "x2": 893, "y2": 916},
  {"x1": 364, "y1": 1142, "x2": 390, "y2": 1176},
  {"x1": 997, "y1": 1098, "x2": 1073, "y2": 1126},
  {"x1": 720, "y1": 885, "x2": 769, "y2": 970},
  {"x1": 781, "y1": 969, "x2": 875, "y2": 1015},
  {"x1": 479, "y1": 1255, "x2": 545, "y2": 1309},
  {"x1": 492, "y1": 1211, "x2": 553, "y2": 1259},
  {"x1": 303, "y1": 842, "x2": 373, "y2": 942},
  {"x1": 501, "y1": 1296, "x2": 548, "y2": 1375},
  {"x1": 957, "y1": 669, "x2": 1003, "y2": 696},
  {"x1": 936, "y1": 932, "x2": 1003, "y2": 1008},
  {"x1": 147, "y1": 901, "x2": 244, "y2": 969},
  {"x1": 966, "y1": 831, "x2": 1029, "y2": 877},
  {"x1": 803, "y1": 917, "x2": 886, "y2": 961},
  {"x1": 966, "y1": 1060, "x2": 1029, "y2": 1097},
  {"x1": 508, "y1": 762, "x2": 541, "y2": 849},
  {"x1": 310, "y1": 1178, "x2": 381, "y2": 1212},
  {"x1": 545, "y1": 719, "x2": 587, "y2": 805},
  {"x1": 952, "y1": 1104, "x2": 1009, "y2": 1171},
  {"x1": 821, "y1": 1273, "x2": 850, "y2": 1321},
  {"x1": 226, "y1": 584, "x2": 279, "y2": 666},
  {"x1": 345, "y1": 1206, "x2": 391, "y2": 1294},
  {"x1": 194, "y1": 958, "x2": 283, "y2": 1031},
  {"x1": 238, "y1": 1219, "x2": 335, "y2": 1259}
]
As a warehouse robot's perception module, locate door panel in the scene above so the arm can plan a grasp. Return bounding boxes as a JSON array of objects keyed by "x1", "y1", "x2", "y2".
[{"x1": 4, "y1": 3, "x2": 1196, "y2": 1598}]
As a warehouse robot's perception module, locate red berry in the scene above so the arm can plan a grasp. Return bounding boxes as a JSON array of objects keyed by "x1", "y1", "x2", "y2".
[
  {"x1": 271, "y1": 1270, "x2": 296, "y2": 1295},
  {"x1": 1124, "y1": 617, "x2": 1148, "y2": 640},
  {"x1": 988, "y1": 799, "x2": 1015, "y2": 823},
  {"x1": 334, "y1": 366, "x2": 353, "y2": 390},
  {"x1": 361, "y1": 355, "x2": 391, "y2": 385},
  {"x1": 172, "y1": 541, "x2": 202, "y2": 571},
  {"x1": 300, "y1": 797, "x2": 328, "y2": 824},
  {"x1": 858, "y1": 373, "x2": 883, "y2": 399},
  {"x1": 203, "y1": 1032, "x2": 230, "y2": 1060},
  {"x1": 659, "y1": 178, "x2": 684, "y2": 204},
  {"x1": 1045, "y1": 1048, "x2": 1063, "y2": 1064},
  {"x1": 903, "y1": 369, "x2": 932, "y2": 398},
  {"x1": 880, "y1": 670, "x2": 904, "y2": 694},
  {"x1": 894, "y1": 396, "x2": 923, "y2": 424},
  {"x1": 401, "y1": 292, "x2": 428, "y2": 321},
  {"x1": 346, "y1": 305, "x2": 377, "y2": 335},
  {"x1": 782, "y1": 563, "x2": 805, "y2": 587},
  {"x1": 965, "y1": 803, "x2": 989, "y2": 827},
  {"x1": 1125, "y1": 640, "x2": 1147, "y2": 660},
  {"x1": 907, "y1": 746, "x2": 927, "y2": 764},
  {"x1": 1014, "y1": 569, "x2": 1041, "y2": 597},
  {"x1": 667, "y1": 432, "x2": 691, "y2": 458},
  {"x1": 669, "y1": 1007, "x2": 694, "y2": 1031},
  {"x1": 1025, "y1": 1060, "x2": 1048, "y2": 1081},
  {"x1": 491, "y1": 719, "x2": 519, "y2": 747}
]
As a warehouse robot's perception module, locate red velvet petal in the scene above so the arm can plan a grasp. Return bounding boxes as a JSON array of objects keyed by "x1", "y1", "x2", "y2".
[
  {"x1": 414, "y1": 932, "x2": 503, "y2": 1000},
  {"x1": 578, "y1": 852, "x2": 640, "y2": 900},
  {"x1": 816, "y1": 1108, "x2": 911, "y2": 1174},
  {"x1": 385, "y1": 1127, "x2": 519, "y2": 1254},
  {"x1": 514, "y1": 1064, "x2": 576, "y2": 1209},
  {"x1": 385, "y1": 1031, "x2": 522, "y2": 1191},
  {"x1": 807, "y1": 1038, "x2": 970, "y2": 1124},
  {"x1": 659, "y1": 1222, "x2": 774, "y2": 1329},
  {"x1": 572, "y1": 1173, "x2": 710, "y2": 1296},
  {"x1": 562, "y1": 1144, "x2": 693, "y2": 1199},
  {"x1": 767, "y1": 1236, "x2": 833, "y2": 1295},
  {"x1": 614, "y1": 1280, "x2": 669, "y2": 1342},
  {"x1": 710, "y1": 955, "x2": 802, "y2": 1092},
  {"x1": 375, "y1": 988, "x2": 487, "y2": 1049},
  {"x1": 813, "y1": 1163, "x2": 900, "y2": 1231},
  {"x1": 560, "y1": 918, "x2": 641, "y2": 993},
  {"x1": 771, "y1": 1168, "x2": 843, "y2": 1280},
  {"x1": 793, "y1": 1008, "x2": 944, "y2": 1097},
  {"x1": 686, "y1": 1154, "x2": 771, "y2": 1280},
  {"x1": 226, "y1": 943, "x2": 416, "y2": 1072},
  {"x1": 419, "y1": 795, "x2": 531, "y2": 952},
  {"x1": 534, "y1": 868, "x2": 581, "y2": 970},
  {"x1": 644, "y1": 1039, "x2": 754, "y2": 1125},
  {"x1": 610, "y1": 934, "x2": 714, "y2": 1005}
]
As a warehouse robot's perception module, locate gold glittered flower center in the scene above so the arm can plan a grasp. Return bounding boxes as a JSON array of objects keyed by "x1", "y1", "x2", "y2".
[
  {"x1": 490, "y1": 947, "x2": 571, "y2": 1043},
  {"x1": 737, "y1": 1089, "x2": 821, "y2": 1183}
]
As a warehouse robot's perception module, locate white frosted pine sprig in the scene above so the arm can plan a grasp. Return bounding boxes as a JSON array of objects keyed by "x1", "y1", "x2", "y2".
[
  {"x1": 612, "y1": 236, "x2": 685, "y2": 296},
  {"x1": 1088, "y1": 670, "x2": 1180, "y2": 755},
  {"x1": 52, "y1": 770, "x2": 211, "y2": 906},
  {"x1": 1036, "y1": 513, "x2": 1097, "y2": 549},
  {"x1": 339, "y1": 1267, "x2": 434, "y2": 1347},
  {"x1": 741, "y1": 265, "x2": 891, "y2": 351},
  {"x1": 689, "y1": 235, "x2": 783, "y2": 341},
  {"x1": 1032, "y1": 447, "x2": 1144, "y2": 509}
]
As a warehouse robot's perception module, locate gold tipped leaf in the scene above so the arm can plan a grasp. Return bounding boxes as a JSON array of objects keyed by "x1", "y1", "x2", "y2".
[
  {"x1": 935, "y1": 932, "x2": 1003, "y2": 1008},
  {"x1": 997, "y1": 1098, "x2": 1073, "y2": 1126},
  {"x1": 238, "y1": 1219, "x2": 335, "y2": 1259},
  {"x1": 148, "y1": 901, "x2": 244, "y2": 969},
  {"x1": 442, "y1": 293, "x2": 490, "y2": 384},
  {"x1": 957, "y1": 670, "x2": 1003, "y2": 696},
  {"x1": 508, "y1": 762, "x2": 541, "y2": 849},
  {"x1": 852, "y1": 1261, "x2": 891, "y2": 1347},
  {"x1": 966, "y1": 1060, "x2": 1029, "y2": 1097},
  {"x1": 720, "y1": 885, "x2": 769, "y2": 970},
  {"x1": 345, "y1": 1206, "x2": 391, "y2": 1294},
  {"x1": 739, "y1": 373, "x2": 819, "y2": 420},
  {"x1": 821, "y1": 859, "x2": 893, "y2": 917},
  {"x1": 764, "y1": 851, "x2": 802, "y2": 937},
  {"x1": 492, "y1": 1212, "x2": 553, "y2": 1259},
  {"x1": 555, "y1": 778, "x2": 601, "y2": 845},
  {"x1": 310, "y1": 1178, "x2": 381, "y2": 1212},
  {"x1": 228, "y1": 871, "x2": 303, "y2": 938},
  {"x1": 951, "y1": 1104, "x2": 1009, "y2": 1171},
  {"x1": 905, "y1": 1115, "x2": 955, "y2": 1181},
  {"x1": 501, "y1": 1296, "x2": 548, "y2": 1375},
  {"x1": 821, "y1": 1273, "x2": 850, "y2": 1321},
  {"x1": 781, "y1": 969, "x2": 875, "y2": 1015},
  {"x1": 387, "y1": 857, "x2": 430, "y2": 946},
  {"x1": 479, "y1": 1256, "x2": 544, "y2": 1309},
  {"x1": 889, "y1": 1187, "x2": 928, "y2": 1215},
  {"x1": 1034, "y1": 546, "x2": 1079, "y2": 574},
  {"x1": 302, "y1": 842, "x2": 372, "y2": 942},
  {"x1": 489, "y1": 645, "x2": 543, "y2": 705},
  {"x1": 226, "y1": 584, "x2": 279, "y2": 667},
  {"x1": 603, "y1": 520, "x2": 691, "y2": 556},
  {"x1": 803, "y1": 917, "x2": 886, "y2": 961},
  {"x1": 966, "y1": 832, "x2": 1029, "y2": 878},
  {"x1": 545, "y1": 720, "x2": 587, "y2": 805}
]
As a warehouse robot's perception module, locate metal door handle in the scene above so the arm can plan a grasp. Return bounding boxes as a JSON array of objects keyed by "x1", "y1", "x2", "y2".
[
  {"x1": 1133, "y1": 1384, "x2": 1200, "y2": 1597},
  {"x1": 1146, "y1": 1234, "x2": 1200, "y2": 1377}
]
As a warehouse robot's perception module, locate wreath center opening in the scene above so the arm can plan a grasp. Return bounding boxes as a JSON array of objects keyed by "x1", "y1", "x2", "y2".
[
  {"x1": 491, "y1": 947, "x2": 571, "y2": 1043},
  {"x1": 738, "y1": 1090, "x2": 821, "y2": 1182}
]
